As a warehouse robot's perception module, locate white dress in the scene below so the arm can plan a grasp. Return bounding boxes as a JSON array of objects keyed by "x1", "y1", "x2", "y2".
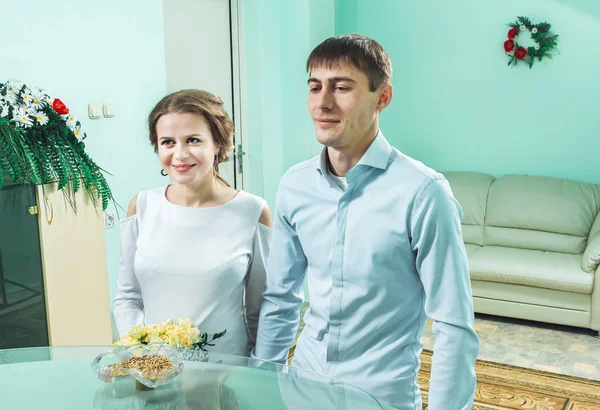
[{"x1": 113, "y1": 186, "x2": 271, "y2": 356}]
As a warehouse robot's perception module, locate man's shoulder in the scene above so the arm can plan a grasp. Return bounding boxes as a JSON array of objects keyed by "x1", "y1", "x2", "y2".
[
  {"x1": 387, "y1": 149, "x2": 457, "y2": 210},
  {"x1": 281, "y1": 155, "x2": 320, "y2": 183},
  {"x1": 388, "y1": 148, "x2": 446, "y2": 188}
]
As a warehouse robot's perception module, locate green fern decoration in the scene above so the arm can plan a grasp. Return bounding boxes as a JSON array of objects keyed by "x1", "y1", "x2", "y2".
[{"x1": 0, "y1": 80, "x2": 113, "y2": 211}]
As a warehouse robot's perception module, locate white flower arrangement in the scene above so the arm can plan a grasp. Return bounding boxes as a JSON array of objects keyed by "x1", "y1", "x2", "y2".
[
  {"x1": 0, "y1": 79, "x2": 113, "y2": 210},
  {"x1": 114, "y1": 318, "x2": 227, "y2": 352},
  {"x1": 0, "y1": 80, "x2": 85, "y2": 141}
]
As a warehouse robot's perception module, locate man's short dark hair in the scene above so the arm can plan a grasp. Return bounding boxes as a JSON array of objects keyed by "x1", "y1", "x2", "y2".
[{"x1": 306, "y1": 33, "x2": 392, "y2": 92}]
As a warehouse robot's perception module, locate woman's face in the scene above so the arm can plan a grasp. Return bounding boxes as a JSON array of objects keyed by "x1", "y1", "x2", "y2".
[{"x1": 156, "y1": 112, "x2": 219, "y2": 187}]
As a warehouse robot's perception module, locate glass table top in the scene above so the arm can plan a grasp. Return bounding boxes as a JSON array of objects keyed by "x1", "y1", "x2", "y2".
[{"x1": 0, "y1": 346, "x2": 385, "y2": 409}]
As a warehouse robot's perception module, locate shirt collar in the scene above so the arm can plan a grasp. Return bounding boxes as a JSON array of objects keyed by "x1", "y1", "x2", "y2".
[{"x1": 317, "y1": 130, "x2": 392, "y2": 176}]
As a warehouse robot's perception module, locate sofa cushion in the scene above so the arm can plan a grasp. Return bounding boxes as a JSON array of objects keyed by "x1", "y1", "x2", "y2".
[
  {"x1": 471, "y1": 280, "x2": 591, "y2": 312},
  {"x1": 443, "y1": 172, "x2": 495, "y2": 246},
  {"x1": 485, "y1": 175, "x2": 600, "y2": 254},
  {"x1": 468, "y1": 246, "x2": 594, "y2": 294},
  {"x1": 464, "y1": 244, "x2": 481, "y2": 257},
  {"x1": 485, "y1": 226, "x2": 587, "y2": 255}
]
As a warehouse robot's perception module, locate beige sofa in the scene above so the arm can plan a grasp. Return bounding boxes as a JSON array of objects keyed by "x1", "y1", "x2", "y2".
[{"x1": 443, "y1": 172, "x2": 600, "y2": 336}]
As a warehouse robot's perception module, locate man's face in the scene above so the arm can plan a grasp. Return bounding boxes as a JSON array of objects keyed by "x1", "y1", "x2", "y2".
[{"x1": 307, "y1": 59, "x2": 382, "y2": 149}]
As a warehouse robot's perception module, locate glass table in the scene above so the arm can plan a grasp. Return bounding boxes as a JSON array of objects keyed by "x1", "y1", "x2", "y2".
[{"x1": 0, "y1": 346, "x2": 387, "y2": 409}]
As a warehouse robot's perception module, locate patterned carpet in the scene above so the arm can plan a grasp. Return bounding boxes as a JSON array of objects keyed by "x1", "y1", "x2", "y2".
[
  {"x1": 419, "y1": 350, "x2": 600, "y2": 410},
  {"x1": 287, "y1": 347, "x2": 600, "y2": 409},
  {"x1": 292, "y1": 304, "x2": 600, "y2": 408}
]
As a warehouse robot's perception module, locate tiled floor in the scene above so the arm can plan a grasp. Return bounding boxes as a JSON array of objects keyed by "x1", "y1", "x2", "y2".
[
  {"x1": 422, "y1": 313, "x2": 600, "y2": 381},
  {"x1": 298, "y1": 303, "x2": 600, "y2": 381}
]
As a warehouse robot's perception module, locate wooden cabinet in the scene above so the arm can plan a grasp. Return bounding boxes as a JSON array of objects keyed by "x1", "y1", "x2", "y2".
[{"x1": 0, "y1": 180, "x2": 112, "y2": 348}]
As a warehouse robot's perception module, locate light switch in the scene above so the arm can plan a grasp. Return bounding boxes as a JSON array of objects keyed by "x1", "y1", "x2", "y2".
[
  {"x1": 103, "y1": 102, "x2": 115, "y2": 118},
  {"x1": 88, "y1": 104, "x2": 101, "y2": 119}
]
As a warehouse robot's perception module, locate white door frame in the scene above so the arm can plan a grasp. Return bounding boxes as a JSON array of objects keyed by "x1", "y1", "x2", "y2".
[
  {"x1": 230, "y1": 0, "x2": 248, "y2": 190},
  {"x1": 163, "y1": 0, "x2": 245, "y2": 189}
]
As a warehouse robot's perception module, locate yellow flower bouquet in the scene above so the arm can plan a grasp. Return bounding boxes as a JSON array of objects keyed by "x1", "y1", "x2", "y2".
[{"x1": 114, "y1": 318, "x2": 226, "y2": 352}]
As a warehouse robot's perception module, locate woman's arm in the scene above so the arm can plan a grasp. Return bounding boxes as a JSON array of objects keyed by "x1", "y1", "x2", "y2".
[
  {"x1": 113, "y1": 195, "x2": 145, "y2": 338},
  {"x1": 244, "y1": 204, "x2": 272, "y2": 349}
]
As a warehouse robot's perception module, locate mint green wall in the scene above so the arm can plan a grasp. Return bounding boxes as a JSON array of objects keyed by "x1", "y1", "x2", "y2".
[
  {"x1": 336, "y1": 0, "x2": 600, "y2": 184},
  {"x1": 243, "y1": 0, "x2": 335, "y2": 301},
  {"x1": 242, "y1": 0, "x2": 283, "y2": 208},
  {"x1": 1, "y1": 0, "x2": 168, "y2": 305},
  {"x1": 243, "y1": 0, "x2": 334, "y2": 207}
]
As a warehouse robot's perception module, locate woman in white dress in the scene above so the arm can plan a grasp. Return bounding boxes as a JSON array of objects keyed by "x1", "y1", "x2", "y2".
[{"x1": 113, "y1": 89, "x2": 272, "y2": 356}]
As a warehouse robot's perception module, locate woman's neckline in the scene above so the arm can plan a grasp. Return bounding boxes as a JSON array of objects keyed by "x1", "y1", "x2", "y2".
[{"x1": 162, "y1": 184, "x2": 242, "y2": 209}]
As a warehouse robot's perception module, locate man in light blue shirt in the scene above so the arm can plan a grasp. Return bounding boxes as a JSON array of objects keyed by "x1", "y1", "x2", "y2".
[{"x1": 253, "y1": 34, "x2": 480, "y2": 409}]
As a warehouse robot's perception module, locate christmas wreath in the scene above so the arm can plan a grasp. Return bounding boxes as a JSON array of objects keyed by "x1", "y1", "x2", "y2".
[{"x1": 504, "y1": 16, "x2": 559, "y2": 68}]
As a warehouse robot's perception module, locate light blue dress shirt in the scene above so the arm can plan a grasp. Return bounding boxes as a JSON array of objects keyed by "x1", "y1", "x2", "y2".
[{"x1": 254, "y1": 132, "x2": 480, "y2": 409}]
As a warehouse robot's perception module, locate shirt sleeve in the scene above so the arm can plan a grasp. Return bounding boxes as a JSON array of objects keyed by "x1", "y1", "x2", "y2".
[
  {"x1": 410, "y1": 177, "x2": 480, "y2": 410},
  {"x1": 113, "y1": 215, "x2": 145, "y2": 338},
  {"x1": 252, "y1": 183, "x2": 308, "y2": 364},
  {"x1": 245, "y1": 220, "x2": 272, "y2": 351}
]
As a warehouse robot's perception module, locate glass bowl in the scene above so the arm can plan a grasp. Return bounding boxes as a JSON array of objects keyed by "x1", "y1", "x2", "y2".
[{"x1": 91, "y1": 343, "x2": 184, "y2": 388}]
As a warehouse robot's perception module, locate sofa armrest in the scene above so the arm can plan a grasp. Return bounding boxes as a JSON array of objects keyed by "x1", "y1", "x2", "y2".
[
  {"x1": 591, "y1": 264, "x2": 600, "y2": 332},
  {"x1": 582, "y1": 231, "x2": 600, "y2": 273}
]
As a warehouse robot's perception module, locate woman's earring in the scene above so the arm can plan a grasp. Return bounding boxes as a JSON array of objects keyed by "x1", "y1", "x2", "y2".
[{"x1": 161, "y1": 169, "x2": 168, "y2": 176}]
